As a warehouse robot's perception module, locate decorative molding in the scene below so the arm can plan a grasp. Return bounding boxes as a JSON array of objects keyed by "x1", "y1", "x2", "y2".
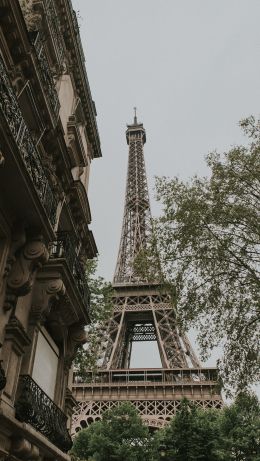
[
  {"x1": 30, "y1": 276, "x2": 65, "y2": 324},
  {"x1": 18, "y1": 0, "x2": 42, "y2": 32},
  {"x1": 11, "y1": 436, "x2": 39, "y2": 460},
  {"x1": 4, "y1": 315, "x2": 31, "y2": 357},
  {"x1": 3, "y1": 222, "x2": 26, "y2": 278},
  {"x1": 64, "y1": 322, "x2": 86, "y2": 370},
  {"x1": 4, "y1": 235, "x2": 49, "y2": 312}
]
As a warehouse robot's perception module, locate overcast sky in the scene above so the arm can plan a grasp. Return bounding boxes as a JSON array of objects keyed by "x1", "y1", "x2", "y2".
[{"x1": 72, "y1": 0, "x2": 260, "y2": 369}]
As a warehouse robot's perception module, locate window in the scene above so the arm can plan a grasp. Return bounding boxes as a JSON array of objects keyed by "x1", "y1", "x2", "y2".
[{"x1": 32, "y1": 328, "x2": 59, "y2": 400}]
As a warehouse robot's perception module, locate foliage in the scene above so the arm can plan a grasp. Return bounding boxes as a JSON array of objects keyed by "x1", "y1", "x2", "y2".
[
  {"x1": 73, "y1": 259, "x2": 114, "y2": 376},
  {"x1": 138, "y1": 117, "x2": 260, "y2": 393},
  {"x1": 157, "y1": 394, "x2": 260, "y2": 461},
  {"x1": 71, "y1": 403, "x2": 153, "y2": 461},
  {"x1": 161, "y1": 399, "x2": 221, "y2": 461},
  {"x1": 217, "y1": 392, "x2": 260, "y2": 460},
  {"x1": 71, "y1": 395, "x2": 260, "y2": 461}
]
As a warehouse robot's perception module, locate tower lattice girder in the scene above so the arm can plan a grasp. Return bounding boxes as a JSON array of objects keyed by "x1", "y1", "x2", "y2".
[
  {"x1": 114, "y1": 120, "x2": 151, "y2": 284},
  {"x1": 72, "y1": 115, "x2": 222, "y2": 434},
  {"x1": 103, "y1": 285, "x2": 201, "y2": 370}
]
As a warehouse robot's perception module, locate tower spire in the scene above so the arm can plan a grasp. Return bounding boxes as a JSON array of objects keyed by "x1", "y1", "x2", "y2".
[
  {"x1": 134, "y1": 106, "x2": 137, "y2": 124},
  {"x1": 113, "y1": 115, "x2": 152, "y2": 285}
]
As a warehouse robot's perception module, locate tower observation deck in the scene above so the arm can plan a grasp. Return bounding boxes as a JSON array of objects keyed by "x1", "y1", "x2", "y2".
[{"x1": 72, "y1": 113, "x2": 222, "y2": 433}]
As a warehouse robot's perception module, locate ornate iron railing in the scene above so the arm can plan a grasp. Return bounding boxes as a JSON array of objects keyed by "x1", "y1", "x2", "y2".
[
  {"x1": 45, "y1": 0, "x2": 65, "y2": 68},
  {"x1": 51, "y1": 231, "x2": 77, "y2": 270},
  {"x1": 32, "y1": 31, "x2": 60, "y2": 121},
  {"x1": 51, "y1": 232, "x2": 90, "y2": 309},
  {"x1": 15, "y1": 375, "x2": 72, "y2": 452},
  {"x1": 0, "y1": 54, "x2": 57, "y2": 226}
]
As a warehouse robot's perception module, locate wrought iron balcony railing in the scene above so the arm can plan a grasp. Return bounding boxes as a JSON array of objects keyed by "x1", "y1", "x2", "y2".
[
  {"x1": 45, "y1": 0, "x2": 65, "y2": 69},
  {"x1": 0, "y1": 55, "x2": 57, "y2": 226},
  {"x1": 15, "y1": 375, "x2": 72, "y2": 453},
  {"x1": 32, "y1": 31, "x2": 60, "y2": 121},
  {"x1": 51, "y1": 232, "x2": 90, "y2": 309}
]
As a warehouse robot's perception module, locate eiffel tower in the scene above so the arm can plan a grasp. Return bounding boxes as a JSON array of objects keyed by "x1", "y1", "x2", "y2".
[{"x1": 72, "y1": 112, "x2": 222, "y2": 433}]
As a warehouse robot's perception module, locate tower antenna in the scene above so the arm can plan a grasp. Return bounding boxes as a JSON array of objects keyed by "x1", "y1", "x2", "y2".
[{"x1": 134, "y1": 106, "x2": 137, "y2": 124}]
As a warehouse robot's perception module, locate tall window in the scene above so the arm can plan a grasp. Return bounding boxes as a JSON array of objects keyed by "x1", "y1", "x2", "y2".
[{"x1": 32, "y1": 328, "x2": 59, "y2": 400}]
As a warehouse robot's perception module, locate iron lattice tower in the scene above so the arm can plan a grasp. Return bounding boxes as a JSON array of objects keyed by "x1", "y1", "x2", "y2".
[
  {"x1": 114, "y1": 111, "x2": 152, "y2": 284},
  {"x1": 72, "y1": 113, "x2": 222, "y2": 433}
]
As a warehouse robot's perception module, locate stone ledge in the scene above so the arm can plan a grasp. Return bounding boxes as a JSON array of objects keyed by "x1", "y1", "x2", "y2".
[{"x1": 0, "y1": 403, "x2": 71, "y2": 461}]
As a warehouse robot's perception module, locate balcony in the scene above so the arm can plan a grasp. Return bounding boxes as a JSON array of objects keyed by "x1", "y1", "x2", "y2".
[
  {"x1": 15, "y1": 375, "x2": 72, "y2": 453},
  {"x1": 51, "y1": 232, "x2": 90, "y2": 310},
  {"x1": 44, "y1": 0, "x2": 65, "y2": 69},
  {"x1": 0, "y1": 54, "x2": 57, "y2": 227},
  {"x1": 31, "y1": 31, "x2": 60, "y2": 123}
]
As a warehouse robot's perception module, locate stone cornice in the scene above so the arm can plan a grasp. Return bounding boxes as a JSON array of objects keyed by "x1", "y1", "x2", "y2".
[{"x1": 0, "y1": 407, "x2": 70, "y2": 461}]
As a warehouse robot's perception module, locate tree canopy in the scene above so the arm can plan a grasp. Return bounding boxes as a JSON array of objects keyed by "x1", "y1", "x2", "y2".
[
  {"x1": 218, "y1": 392, "x2": 260, "y2": 461},
  {"x1": 158, "y1": 393, "x2": 260, "y2": 461},
  {"x1": 71, "y1": 403, "x2": 153, "y2": 461},
  {"x1": 161, "y1": 399, "x2": 221, "y2": 461},
  {"x1": 71, "y1": 395, "x2": 260, "y2": 461},
  {"x1": 138, "y1": 117, "x2": 260, "y2": 393}
]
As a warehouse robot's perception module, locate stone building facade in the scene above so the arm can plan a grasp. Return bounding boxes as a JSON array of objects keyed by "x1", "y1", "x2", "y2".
[{"x1": 0, "y1": 0, "x2": 101, "y2": 459}]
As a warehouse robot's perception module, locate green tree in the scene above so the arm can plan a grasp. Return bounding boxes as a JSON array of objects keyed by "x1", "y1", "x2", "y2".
[
  {"x1": 217, "y1": 392, "x2": 260, "y2": 461},
  {"x1": 144, "y1": 117, "x2": 260, "y2": 393},
  {"x1": 73, "y1": 259, "x2": 114, "y2": 376},
  {"x1": 161, "y1": 399, "x2": 221, "y2": 461},
  {"x1": 71, "y1": 403, "x2": 153, "y2": 461}
]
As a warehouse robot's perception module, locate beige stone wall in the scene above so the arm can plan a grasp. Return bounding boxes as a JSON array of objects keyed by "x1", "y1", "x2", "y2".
[{"x1": 59, "y1": 74, "x2": 75, "y2": 134}]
